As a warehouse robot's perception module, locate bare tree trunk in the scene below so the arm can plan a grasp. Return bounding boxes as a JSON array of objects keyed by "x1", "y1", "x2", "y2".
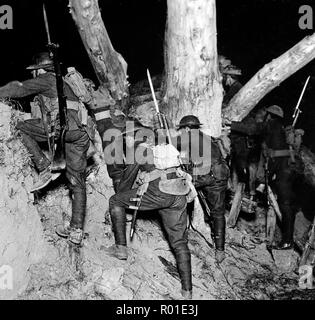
[
  {"x1": 223, "y1": 33, "x2": 315, "y2": 122},
  {"x1": 163, "y1": 0, "x2": 223, "y2": 137},
  {"x1": 69, "y1": 0, "x2": 129, "y2": 104}
]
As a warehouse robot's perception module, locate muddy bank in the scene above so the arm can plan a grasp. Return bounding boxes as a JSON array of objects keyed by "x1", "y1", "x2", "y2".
[{"x1": 0, "y1": 102, "x2": 313, "y2": 300}]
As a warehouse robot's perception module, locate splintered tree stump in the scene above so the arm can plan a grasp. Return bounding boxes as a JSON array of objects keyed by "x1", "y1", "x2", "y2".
[
  {"x1": 68, "y1": 0, "x2": 129, "y2": 103},
  {"x1": 227, "y1": 182, "x2": 245, "y2": 228}
]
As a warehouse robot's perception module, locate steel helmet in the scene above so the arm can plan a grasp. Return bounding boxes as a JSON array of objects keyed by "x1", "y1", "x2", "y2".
[
  {"x1": 177, "y1": 115, "x2": 202, "y2": 128},
  {"x1": 26, "y1": 52, "x2": 54, "y2": 71},
  {"x1": 266, "y1": 105, "x2": 284, "y2": 118}
]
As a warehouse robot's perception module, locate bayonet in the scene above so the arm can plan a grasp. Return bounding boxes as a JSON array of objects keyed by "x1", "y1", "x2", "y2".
[
  {"x1": 292, "y1": 75, "x2": 310, "y2": 127},
  {"x1": 43, "y1": 4, "x2": 52, "y2": 46}
]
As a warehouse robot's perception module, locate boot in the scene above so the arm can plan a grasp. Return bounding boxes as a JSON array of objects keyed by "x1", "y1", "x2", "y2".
[
  {"x1": 100, "y1": 206, "x2": 128, "y2": 260},
  {"x1": 56, "y1": 225, "x2": 84, "y2": 245},
  {"x1": 181, "y1": 289, "x2": 192, "y2": 300},
  {"x1": 215, "y1": 249, "x2": 226, "y2": 263},
  {"x1": 100, "y1": 244, "x2": 128, "y2": 260},
  {"x1": 272, "y1": 241, "x2": 293, "y2": 250},
  {"x1": 110, "y1": 206, "x2": 127, "y2": 246},
  {"x1": 56, "y1": 224, "x2": 71, "y2": 238},
  {"x1": 68, "y1": 228, "x2": 84, "y2": 245},
  {"x1": 213, "y1": 217, "x2": 226, "y2": 251},
  {"x1": 30, "y1": 166, "x2": 61, "y2": 193},
  {"x1": 175, "y1": 250, "x2": 192, "y2": 294}
]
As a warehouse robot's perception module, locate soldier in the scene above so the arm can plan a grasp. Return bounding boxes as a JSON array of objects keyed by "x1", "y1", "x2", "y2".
[
  {"x1": 219, "y1": 55, "x2": 243, "y2": 108},
  {"x1": 102, "y1": 121, "x2": 193, "y2": 299},
  {"x1": 230, "y1": 109, "x2": 264, "y2": 197},
  {"x1": 92, "y1": 103, "x2": 127, "y2": 192},
  {"x1": 176, "y1": 115, "x2": 230, "y2": 263},
  {"x1": 0, "y1": 52, "x2": 90, "y2": 245},
  {"x1": 229, "y1": 105, "x2": 300, "y2": 250}
]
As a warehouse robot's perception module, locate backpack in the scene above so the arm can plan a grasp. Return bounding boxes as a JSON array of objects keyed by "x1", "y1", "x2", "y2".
[{"x1": 63, "y1": 67, "x2": 94, "y2": 104}]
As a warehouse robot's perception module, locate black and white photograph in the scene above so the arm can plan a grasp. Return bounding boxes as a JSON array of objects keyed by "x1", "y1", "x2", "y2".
[{"x1": 0, "y1": 0, "x2": 315, "y2": 307}]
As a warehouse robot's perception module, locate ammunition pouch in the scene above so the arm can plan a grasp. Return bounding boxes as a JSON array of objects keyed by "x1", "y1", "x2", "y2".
[
  {"x1": 67, "y1": 100, "x2": 96, "y2": 141},
  {"x1": 66, "y1": 101, "x2": 88, "y2": 126},
  {"x1": 136, "y1": 167, "x2": 195, "y2": 197},
  {"x1": 159, "y1": 178, "x2": 190, "y2": 196}
]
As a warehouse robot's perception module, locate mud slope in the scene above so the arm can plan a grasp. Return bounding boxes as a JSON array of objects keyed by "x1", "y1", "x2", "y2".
[{"x1": 0, "y1": 102, "x2": 306, "y2": 300}]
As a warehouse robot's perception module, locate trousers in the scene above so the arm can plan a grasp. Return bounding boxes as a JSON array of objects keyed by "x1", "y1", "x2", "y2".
[
  {"x1": 17, "y1": 116, "x2": 89, "y2": 229},
  {"x1": 109, "y1": 178, "x2": 192, "y2": 291}
]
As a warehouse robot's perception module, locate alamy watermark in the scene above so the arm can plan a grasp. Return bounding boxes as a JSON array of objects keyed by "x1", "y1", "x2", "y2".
[
  {"x1": 100, "y1": 122, "x2": 212, "y2": 174},
  {"x1": 0, "y1": 265, "x2": 13, "y2": 290},
  {"x1": 299, "y1": 5, "x2": 313, "y2": 30},
  {"x1": 0, "y1": 5, "x2": 13, "y2": 30}
]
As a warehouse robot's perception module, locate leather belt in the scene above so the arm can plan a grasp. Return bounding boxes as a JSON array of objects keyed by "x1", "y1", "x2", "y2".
[
  {"x1": 95, "y1": 110, "x2": 111, "y2": 121},
  {"x1": 268, "y1": 149, "x2": 291, "y2": 158},
  {"x1": 138, "y1": 167, "x2": 179, "y2": 184},
  {"x1": 94, "y1": 109, "x2": 125, "y2": 121}
]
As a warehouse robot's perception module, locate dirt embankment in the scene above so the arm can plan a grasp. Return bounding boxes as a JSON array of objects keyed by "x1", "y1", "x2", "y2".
[
  {"x1": 0, "y1": 102, "x2": 57, "y2": 299},
  {"x1": 0, "y1": 102, "x2": 312, "y2": 300}
]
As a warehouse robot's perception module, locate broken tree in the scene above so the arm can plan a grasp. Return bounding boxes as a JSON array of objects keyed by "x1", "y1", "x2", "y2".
[
  {"x1": 223, "y1": 33, "x2": 315, "y2": 122},
  {"x1": 163, "y1": 0, "x2": 223, "y2": 138},
  {"x1": 68, "y1": 0, "x2": 129, "y2": 107}
]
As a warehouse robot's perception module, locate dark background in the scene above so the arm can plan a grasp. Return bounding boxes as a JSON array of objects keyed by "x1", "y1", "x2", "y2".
[{"x1": 1, "y1": 0, "x2": 315, "y2": 150}]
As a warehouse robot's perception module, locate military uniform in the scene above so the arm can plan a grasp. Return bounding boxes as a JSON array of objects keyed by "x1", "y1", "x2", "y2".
[
  {"x1": 176, "y1": 116, "x2": 230, "y2": 262},
  {"x1": 105, "y1": 132, "x2": 193, "y2": 299},
  {"x1": 231, "y1": 105, "x2": 300, "y2": 249},
  {"x1": 0, "y1": 53, "x2": 90, "y2": 244},
  {"x1": 230, "y1": 114, "x2": 262, "y2": 195},
  {"x1": 92, "y1": 106, "x2": 126, "y2": 192}
]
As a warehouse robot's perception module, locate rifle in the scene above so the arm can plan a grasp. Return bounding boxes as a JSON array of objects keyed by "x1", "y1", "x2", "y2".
[
  {"x1": 129, "y1": 182, "x2": 147, "y2": 240},
  {"x1": 43, "y1": 4, "x2": 67, "y2": 171},
  {"x1": 292, "y1": 75, "x2": 310, "y2": 128},
  {"x1": 146, "y1": 69, "x2": 171, "y2": 142},
  {"x1": 130, "y1": 69, "x2": 166, "y2": 239}
]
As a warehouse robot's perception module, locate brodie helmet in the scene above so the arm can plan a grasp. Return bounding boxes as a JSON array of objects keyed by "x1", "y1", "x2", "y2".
[
  {"x1": 218, "y1": 55, "x2": 242, "y2": 76},
  {"x1": 266, "y1": 105, "x2": 284, "y2": 118},
  {"x1": 177, "y1": 115, "x2": 202, "y2": 129},
  {"x1": 26, "y1": 52, "x2": 54, "y2": 71}
]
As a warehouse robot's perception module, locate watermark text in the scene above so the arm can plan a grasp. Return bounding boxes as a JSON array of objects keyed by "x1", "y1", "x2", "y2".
[
  {"x1": 0, "y1": 5, "x2": 13, "y2": 30},
  {"x1": 299, "y1": 5, "x2": 313, "y2": 30}
]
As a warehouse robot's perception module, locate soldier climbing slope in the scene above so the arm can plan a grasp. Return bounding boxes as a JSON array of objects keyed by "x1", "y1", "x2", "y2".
[
  {"x1": 228, "y1": 105, "x2": 304, "y2": 250},
  {"x1": 0, "y1": 52, "x2": 91, "y2": 245},
  {"x1": 90, "y1": 97, "x2": 127, "y2": 192},
  {"x1": 102, "y1": 120, "x2": 194, "y2": 300},
  {"x1": 176, "y1": 115, "x2": 230, "y2": 263}
]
